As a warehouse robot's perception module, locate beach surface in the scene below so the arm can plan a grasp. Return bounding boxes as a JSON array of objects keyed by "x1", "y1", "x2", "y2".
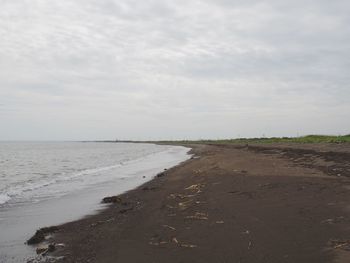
[{"x1": 31, "y1": 143, "x2": 350, "y2": 263}]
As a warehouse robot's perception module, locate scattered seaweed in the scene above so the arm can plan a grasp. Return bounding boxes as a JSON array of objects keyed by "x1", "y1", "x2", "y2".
[{"x1": 27, "y1": 226, "x2": 59, "y2": 245}]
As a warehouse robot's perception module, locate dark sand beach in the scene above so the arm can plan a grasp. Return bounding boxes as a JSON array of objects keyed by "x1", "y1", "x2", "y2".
[{"x1": 30, "y1": 143, "x2": 350, "y2": 263}]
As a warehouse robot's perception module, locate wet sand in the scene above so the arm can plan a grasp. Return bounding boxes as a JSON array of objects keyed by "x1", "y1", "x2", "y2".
[{"x1": 31, "y1": 143, "x2": 350, "y2": 263}]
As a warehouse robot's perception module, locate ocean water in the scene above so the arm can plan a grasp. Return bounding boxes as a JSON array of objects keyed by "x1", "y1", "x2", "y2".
[{"x1": 0, "y1": 142, "x2": 190, "y2": 262}]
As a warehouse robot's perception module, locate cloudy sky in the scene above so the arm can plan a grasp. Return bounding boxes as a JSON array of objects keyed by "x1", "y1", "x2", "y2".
[{"x1": 0, "y1": 0, "x2": 349, "y2": 141}]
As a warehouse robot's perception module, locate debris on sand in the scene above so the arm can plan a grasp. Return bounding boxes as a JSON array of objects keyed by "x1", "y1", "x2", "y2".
[
  {"x1": 149, "y1": 236, "x2": 198, "y2": 249},
  {"x1": 215, "y1": 221, "x2": 224, "y2": 224},
  {"x1": 185, "y1": 184, "x2": 203, "y2": 191},
  {"x1": 321, "y1": 216, "x2": 346, "y2": 225},
  {"x1": 101, "y1": 196, "x2": 122, "y2": 204},
  {"x1": 36, "y1": 243, "x2": 56, "y2": 255},
  {"x1": 149, "y1": 236, "x2": 168, "y2": 246},
  {"x1": 185, "y1": 183, "x2": 205, "y2": 193},
  {"x1": 163, "y1": 225, "x2": 176, "y2": 231},
  {"x1": 248, "y1": 241, "x2": 253, "y2": 250},
  {"x1": 157, "y1": 172, "x2": 165, "y2": 177},
  {"x1": 242, "y1": 230, "x2": 250, "y2": 235},
  {"x1": 180, "y1": 244, "x2": 197, "y2": 248},
  {"x1": 172, "y1": 237, "x2": 197, "y2": 248},
  {"x1": 178, "y1": 200, "x2": 193, "y2": 210},
  {"x1": 185, "y1": 212, "x2": 208, "y2": 220},
  {"x1": 168, "y1": 193, "x2": 196, "y2": 199},
  {"x1": 329, "y1": 239, "x2": 350, "y2": 250},
  {"x1": 168, "y1": 193, "x2": 177, "y2": 199},
  {"x1": 27, "y1": 226, "x2": 59, "y2": 245},
  {"x1": 149, "y1": 241, "x2": 168, "y2": 246},
  {"x1": 36, "y1": 246, "x2": 48, "y2": 255}
]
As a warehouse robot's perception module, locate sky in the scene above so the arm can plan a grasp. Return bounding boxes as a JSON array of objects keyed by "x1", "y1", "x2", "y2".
[{"x1": 0, "y1": 0, "x2": 349, "y2": 141}]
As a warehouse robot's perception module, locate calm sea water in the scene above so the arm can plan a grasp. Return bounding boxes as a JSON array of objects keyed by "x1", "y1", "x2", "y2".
[{"x1": 0, "y1": 142, "x2": 190, "y2": 262}]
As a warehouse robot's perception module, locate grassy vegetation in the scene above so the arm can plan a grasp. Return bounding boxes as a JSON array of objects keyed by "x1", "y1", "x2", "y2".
[{"x1": 157, "y1": 135, "x2": 350, "y2": 145}]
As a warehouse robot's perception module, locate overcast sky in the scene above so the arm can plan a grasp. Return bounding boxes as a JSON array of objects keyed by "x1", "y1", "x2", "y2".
[{"x1": 0, "y1": 0, "x2": 349, "y2": 141}]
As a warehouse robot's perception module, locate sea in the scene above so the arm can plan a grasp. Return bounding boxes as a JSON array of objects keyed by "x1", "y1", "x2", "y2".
[{"x1": 0, "y1": 142, "x2": 190, "y2": 263}]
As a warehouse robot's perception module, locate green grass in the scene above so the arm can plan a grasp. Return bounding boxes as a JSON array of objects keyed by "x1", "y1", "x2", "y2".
[{"x1": 157, "y1": 135, "x2": 350, "y2": 145}]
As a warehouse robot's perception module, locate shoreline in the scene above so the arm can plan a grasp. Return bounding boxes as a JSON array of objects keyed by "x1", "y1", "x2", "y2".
[
  {"x1": 28, "y1": 143, "x2": 350, "y2": 263},
  {"x1": 0, "y1": 143, "x2": 191, "y2": 263}
]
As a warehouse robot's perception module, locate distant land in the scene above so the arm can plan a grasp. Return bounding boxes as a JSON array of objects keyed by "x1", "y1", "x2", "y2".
[{"x1": 96, "y1": 134, "x2": 350, "y2": 144}]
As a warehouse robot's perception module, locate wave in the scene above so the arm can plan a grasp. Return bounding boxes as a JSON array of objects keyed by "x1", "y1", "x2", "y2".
[
  {"x1": 0, "y1": 143, "x2": 180, "y2": 207},
  {"x1": 1, "y1": 163, "x2": 125, "y2": 206}
]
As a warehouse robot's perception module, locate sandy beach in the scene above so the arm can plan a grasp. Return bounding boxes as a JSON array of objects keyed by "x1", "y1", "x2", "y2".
[{"x1": 29, "y1": 143, "x2": 350, "y2": 263}]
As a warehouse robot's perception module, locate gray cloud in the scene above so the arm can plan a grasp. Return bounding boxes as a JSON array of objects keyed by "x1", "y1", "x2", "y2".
[{"x1": 0, "y1": 0, "x2": 349, "y2": 140}]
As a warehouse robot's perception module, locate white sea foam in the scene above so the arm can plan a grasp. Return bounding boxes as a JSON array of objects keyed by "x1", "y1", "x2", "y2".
[{"x1": 0, "y1": 194, "x2": 11, "y2": 205}]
